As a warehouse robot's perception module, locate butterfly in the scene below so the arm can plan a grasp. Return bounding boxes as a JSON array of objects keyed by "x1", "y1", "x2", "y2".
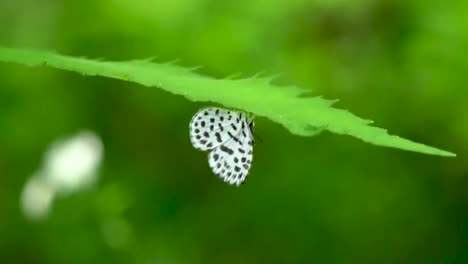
[{"x1": 189, "y1": 107, "x2": 255, "y2": 186}]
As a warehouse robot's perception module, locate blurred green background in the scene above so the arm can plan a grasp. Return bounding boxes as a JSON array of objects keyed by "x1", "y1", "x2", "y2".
[{"x1": 0, "y1": 0, "x2": 467, "y2": 263}]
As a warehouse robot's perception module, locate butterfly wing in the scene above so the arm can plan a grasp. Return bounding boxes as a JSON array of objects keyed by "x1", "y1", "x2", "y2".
[
  {"x1": 189, "y1": 107, "x2": 243, "y2": 151},
  {"x1": 208, "y1": 118, "x2": 254, "y2": 186}
]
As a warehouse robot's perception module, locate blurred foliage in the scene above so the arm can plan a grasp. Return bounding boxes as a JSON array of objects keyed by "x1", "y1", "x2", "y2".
[{"x1": 0, "y1": 0, "x2": 467, "y2": 263}]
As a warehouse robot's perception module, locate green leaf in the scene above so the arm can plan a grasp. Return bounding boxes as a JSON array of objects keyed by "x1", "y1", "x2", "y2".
[{"x1": 0, "y1": 47, "x2": 455, "y2": 157}]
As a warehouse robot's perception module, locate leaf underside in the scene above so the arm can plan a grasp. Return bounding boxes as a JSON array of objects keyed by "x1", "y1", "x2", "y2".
[{"x1": 0, "y1": 47, "x2": 455, "y2": 157}]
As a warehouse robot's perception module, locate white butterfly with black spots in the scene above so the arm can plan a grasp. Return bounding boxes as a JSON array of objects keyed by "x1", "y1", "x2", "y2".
[{"x1": 189, "y1": 107, "x2": 255, "y2": 186}]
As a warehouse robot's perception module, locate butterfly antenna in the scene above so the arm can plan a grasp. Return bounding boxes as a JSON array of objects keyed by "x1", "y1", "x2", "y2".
[{"x1": 253, "y1": 131, "x2": 263, "y2": 144}]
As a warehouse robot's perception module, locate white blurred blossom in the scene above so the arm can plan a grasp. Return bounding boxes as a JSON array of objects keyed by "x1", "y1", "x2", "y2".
[
  {"x1": 43, "y1": 131, "x2": 103, "y2": 193},
  {"x1": 20, "y1": 175, "x2": 56, "y2": 221},
  {"x1": 20, "y1": 130, "x2": 104, "y2": 221}
]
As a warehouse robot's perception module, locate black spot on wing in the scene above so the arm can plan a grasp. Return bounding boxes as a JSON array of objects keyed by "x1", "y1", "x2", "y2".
[
  {"x1": 227, "y1": 132, "x2": 240, "y2": 143},
  {"x1": 215, "y1": 132, "x2": 223, "y2": 143},
  {"x1": 220, "y1": 145, "x2": 234, "y2": 155}
]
